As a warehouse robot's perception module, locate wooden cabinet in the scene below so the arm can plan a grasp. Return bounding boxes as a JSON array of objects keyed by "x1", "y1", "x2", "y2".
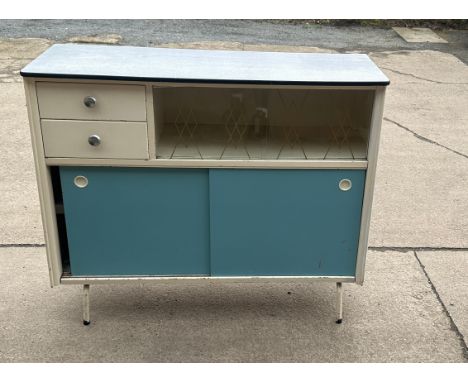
[{"x1": 22, "y1": 44, "x2": 389, "y2": 324}]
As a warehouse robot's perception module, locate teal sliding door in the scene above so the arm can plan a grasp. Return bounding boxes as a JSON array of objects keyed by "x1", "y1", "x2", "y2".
[
  {"x1": 60, "y1": 167, "x2": 210, "y2": 276},
  {"x1": 60, "y1": 167, "x2": 365, "y2": 277},
  {"x1": 209, "y1": 169, "x2": 365, "y2": 276}
]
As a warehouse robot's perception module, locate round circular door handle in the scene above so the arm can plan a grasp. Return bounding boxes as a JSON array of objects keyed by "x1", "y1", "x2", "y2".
[
  {"x1": 74, "y1": 175, "x2": 88, "y2": 188},
  {"x1": 83, "y1": 96, "x2": 97, "y2": 108},
  {"x1": 339, "y1": 179, "x2": 352, "y2": 191},
  {"x1": 88, "y1": 134, "x2": 101, "y2": 147}
]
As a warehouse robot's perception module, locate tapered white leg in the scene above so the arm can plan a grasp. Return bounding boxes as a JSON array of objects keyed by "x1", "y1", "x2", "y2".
[
  {"x1": 336, "y1": 282, "x2": 343, "y2": 324},
  {"x1": 83, "y1": 284, "x2": 90, "y2": 325}
]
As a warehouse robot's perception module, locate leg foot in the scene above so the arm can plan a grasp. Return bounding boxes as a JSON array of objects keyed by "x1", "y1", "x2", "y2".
[
  {"x1": 82, "y1": 284, "x2": 90, "y2": 326},
  {"x1": 336, "y1": 282, "x2": 343, "y2": 324}
]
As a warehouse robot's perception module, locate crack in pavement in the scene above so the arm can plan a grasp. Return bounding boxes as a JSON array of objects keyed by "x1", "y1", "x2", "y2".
[
  {"x1": 380, "y1": 66, "x2": 468, "y2": 85},
  {"x1": 3, "y1": 244, "x2": 467, "y2": 360},
  {"x1": 1, "y1": 243, "x2": 467, "y2": 250},
  {"x1": 413, "y1": 250, "x2": 468, "y2": 361},
  {"x1": 2, "y1": 244, "x2": 468, "y2": 252},
  {"x1": 384, "y1": 117, "x2": 468, "y2": 159},
  {"x1": 369, "y1": 246, "x2": 468, "y2": 252}
]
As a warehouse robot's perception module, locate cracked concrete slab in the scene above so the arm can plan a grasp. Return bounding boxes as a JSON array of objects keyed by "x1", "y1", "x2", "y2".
[
  {"x1": 371, "y1": 51, "x2": 468, "y2": 159},
  {"x1": 370, "y1": 50, "x2": 468, "y2": 85},
  {"x1": 370, "y1": 117, "x2": 468, "y2": 248},
  {"x1": 0, "y1": 38, "x2": 51, "y2": 83},
  {"x1": 368, "y1": 50, "x2": 468, "y2": 248},
  {"x1": 393, "y1": 27, "x2": 448, "y2": 44},
  {"x1": 0, "y1": 83, "x2": 43, "y2": 244},
  {"x1": 383, "y1": 86, "x2": 468, "y2": 160},
  {"x1": 0, "y1": 38, "x2": 51, "y2": 59},
  {"x1": 0, "y1": 39, "x2": 49, "y2": 244},
  {"x1": 383, "y1": 117, "x2": 467, "y2": 160},
  {"x1": 416, "y1": 251, "x2": 468, "y2": 349},
  {"x1": 0, "y1": 247, "x2": 465, "y2": 362}
]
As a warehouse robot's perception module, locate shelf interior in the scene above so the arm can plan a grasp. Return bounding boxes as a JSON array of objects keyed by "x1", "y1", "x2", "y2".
[{"x1": 153, "y1": 86, "x2": 374, "y2": 160}]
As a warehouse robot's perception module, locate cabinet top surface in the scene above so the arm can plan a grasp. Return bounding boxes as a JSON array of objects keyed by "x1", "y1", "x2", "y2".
[{"x1": 21, "y1": 44, "x2": 389, "y2": 86}]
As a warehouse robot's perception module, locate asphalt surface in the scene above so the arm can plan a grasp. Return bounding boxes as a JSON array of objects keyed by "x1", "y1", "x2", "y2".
[{"x1": 1, "y1": 19, "x2": 467, "y2": 63}]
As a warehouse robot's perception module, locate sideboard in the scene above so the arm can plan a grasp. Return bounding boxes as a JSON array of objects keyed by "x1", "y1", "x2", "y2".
[{"x1": 21, "y1": 44, "x2": 389, "y2": 324}]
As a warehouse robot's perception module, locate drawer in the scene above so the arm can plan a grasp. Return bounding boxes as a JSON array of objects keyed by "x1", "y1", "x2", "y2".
[
  {"x1": 41, "y1": 120, "x2": 149, "y2": 159},
  {"x1": 36, "y1": 82, "x2": 146, "y2": 121}
]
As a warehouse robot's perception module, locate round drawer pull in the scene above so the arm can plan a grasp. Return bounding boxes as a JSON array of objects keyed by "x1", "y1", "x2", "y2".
[
  {"x1": 339, "y1": 179, "x2": 352, "y2": 191},
  {"x1": 88, "y1": 134, "x2": 101, "y2": 147},
  {"x1": 74, "y1": 176, "x2": 88, "y2": 188},
  {"x1": 83, "y1": 96, "x2": 97, "y2": 108}
]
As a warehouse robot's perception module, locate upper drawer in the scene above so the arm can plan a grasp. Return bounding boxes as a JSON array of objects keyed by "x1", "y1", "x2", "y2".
[{"x1": 36, "y1": 82, "x2": 147, "y2": 121}]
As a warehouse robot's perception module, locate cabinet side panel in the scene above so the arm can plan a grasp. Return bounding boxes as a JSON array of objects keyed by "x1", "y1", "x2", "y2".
[
  {"x1": 24, "y1": 79, "x2": 63, "y2": 286},
  {"x1": 209, "y1": 169, "x2": 365, "y2": 276},
  {"x1": 355, "y1": 87, "x2": 386, "y2": 284},
  {"x1": 60, "y1": 167, "x2": 210, "y2": 276}
]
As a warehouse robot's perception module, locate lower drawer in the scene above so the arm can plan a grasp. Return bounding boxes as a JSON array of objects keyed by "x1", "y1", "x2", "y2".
[{"x1": 41, "y1": 119, "x2": 149, "y2": 159}]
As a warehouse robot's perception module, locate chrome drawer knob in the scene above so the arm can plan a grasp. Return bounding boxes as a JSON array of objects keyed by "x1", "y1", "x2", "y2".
[
  {"x1": 88, "y1": 134, "x2": 101, "y2": 147},
  {"x1": 83, "y1": 96, "x2": 97, "y2": 108}
]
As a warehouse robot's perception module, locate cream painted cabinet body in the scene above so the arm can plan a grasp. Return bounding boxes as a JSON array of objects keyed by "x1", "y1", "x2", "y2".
[{"x1": 22, "y1": 44, "x2": 389, "y2": 324}]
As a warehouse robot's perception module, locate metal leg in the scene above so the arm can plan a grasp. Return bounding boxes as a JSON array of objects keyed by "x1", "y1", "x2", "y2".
[
  {"x1": 336, "y1": 282, "x2": 343, "y2": 324},
  {"x1": 82, "y1": 284, "x2": 90, "y2": 326}
]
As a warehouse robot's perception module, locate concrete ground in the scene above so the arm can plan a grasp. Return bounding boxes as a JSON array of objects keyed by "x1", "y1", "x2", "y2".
[{"x1": 0, "y1": 21, "x2": 467, "y2": 362}]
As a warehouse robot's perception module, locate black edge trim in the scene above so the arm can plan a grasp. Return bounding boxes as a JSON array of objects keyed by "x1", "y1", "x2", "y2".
[{"x1": 20, "y1": 71, "x2": 390, "y2": 86}]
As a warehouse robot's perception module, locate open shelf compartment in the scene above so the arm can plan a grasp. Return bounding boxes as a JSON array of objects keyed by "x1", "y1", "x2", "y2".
[{"x1": 153, "y1": 86, "x2": 374, "y2": 161}]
